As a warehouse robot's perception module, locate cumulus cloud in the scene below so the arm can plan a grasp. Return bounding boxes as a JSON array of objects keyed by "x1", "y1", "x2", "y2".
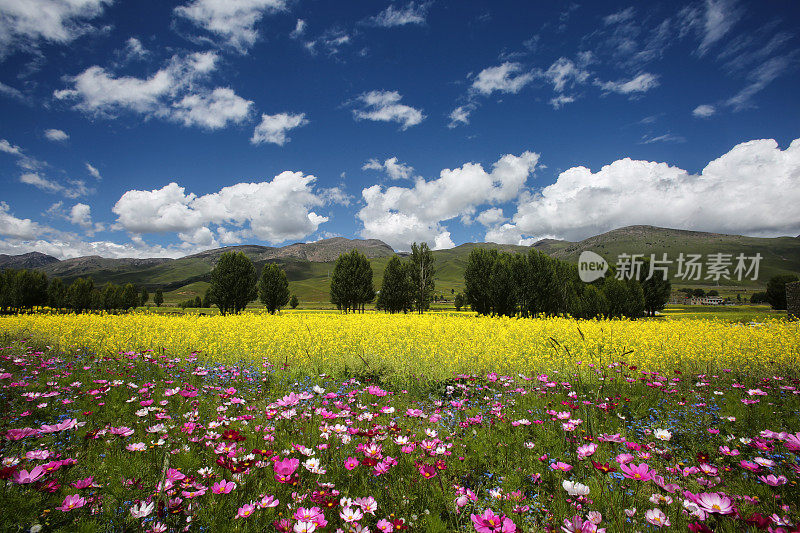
[
  {"x1": 174, "y1": 0, "x2": 286, "y2": 52},
  {"x1": 368, "y1": 2, "x2": 430, "y2": 28},
  {"x1": 358, "y1": 151, "x2": 540, "y2": 250},
  {"x1": 0, "y1": 138, "x2": 23, "y2": 156},
  {"x1": 448, "y1": 104, "x2": 474, "y2": 128},
  {"x1": 351, "y1": 90, "x2": 424, "y2": 130},
  {"x1": 54, "y1": 51, "x2": 253, "y2": 130},
  {"x1": 44, "y1": 128, "x2": 69, "y2": 141},
  {"x1": 0, "y1": 0, "x2": 111, "y2": 58},
  {"x1": 693, "y1": 104, "x2": 716, "y2": 117},
  {"x1": 472, "y1": 62, "x2": 534, "y2": 96},
  {"x1": 486, "y1": 138, "x2": 800, "y2": 244},
  {"x1": 251, "y1": 112, "x2": 308, "y2": 145},
  {"x1": 476, "y1": 207, "x2": 506, "y2": 227},
  {"x1": 112, "y1": 171, "x2": 337, "y2": 244},
  {"x1": 543, "y1": 57, "x2": 590, "y2": 93},
  {"x1": 362, "y1": 156, "x2": 414, "y2": 181},
  {"x1": 0, "y1": 201, "x2": 42, "y2": 239},
  {"x1": 597, "y1": 72, "x2": 659, "y2": 94}
]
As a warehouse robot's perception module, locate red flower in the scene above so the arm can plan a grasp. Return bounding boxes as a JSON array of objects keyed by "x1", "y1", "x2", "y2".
[{"x1": 591, "y1": 461, "x2": 616, "y2": 474}]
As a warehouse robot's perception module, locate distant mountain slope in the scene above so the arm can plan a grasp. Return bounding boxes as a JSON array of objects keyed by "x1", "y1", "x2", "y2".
[
  {"x1": 0, "y1": 251, "x2": 60, "y2": 270},
  {"x1": 2, "y1": 227, "x2": 798, "y2": 304}
]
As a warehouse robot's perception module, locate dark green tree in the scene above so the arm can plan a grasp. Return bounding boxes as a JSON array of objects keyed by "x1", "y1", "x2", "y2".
[
  {"x1": 464, "y1": 248, "x2": 498, "y2": 315},
  {"x1": 765, "y1": 274, "x2": 799, "y2": 310},
  {"x1": 639, "y1": 259, "x2": 672, "y2": 317},
  {"x1": 489, "y1": 253, "x2": 517, "y2": 317},
  {"x1": 453, "y1": 292, "x2": 465, "y2": 311},
  {"x1": 330, "y1": 250, "x2": 375, "y2": 313},
  {"x1": 409, "y1": 242, "x2": 435, "y2": 313},
  {"x1": 140, "y1": 287, "x2": 149, "y2": 306},
  {"x1": 67, "y1": 277, "x2": 94, "y2": 314},
  {"x1": 154, "y1": 289, "x2": 164, "y2": 307},
  {"x1": 290, "y1": 294, "x2": 299, "y2": 309},
  {"x1": 47, "y1": 277, "x2": 67, "y2": 310},
  {"x1": 579, "y1": 284, "x2": 608, "y2": 319},
  {"x1": 258, "y1": 263, "x2": 290, "y2": 314},
  {"x1": 202, "y1": 287, "x2": 213, "y2": 308},
  {"x1": 376, "y1": 256, "x2": 413, "y2": 313},
  {"x1": 101, "y1": 283, "x2": 122, "y2": 312},
  {"x1": 121, "y1": 283, "x2": 139, "y2": 310},
  {"x1": 209, "y1": 252, "x2": 257, "y2": 315}
]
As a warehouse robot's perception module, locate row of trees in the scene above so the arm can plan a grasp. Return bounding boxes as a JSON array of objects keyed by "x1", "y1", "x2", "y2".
[
  {"x1": 0, "y1": 268, "x2": 164, "y2": 314},
  {"x1": 329, "y1": 243, "x2": 436, "y2": 314},
  {"x1": 461, "y1": 248, "x2": 671, "y2": 319},
  {"x1": 207, "y1": 252, "x2": 295, "y2": 315}
]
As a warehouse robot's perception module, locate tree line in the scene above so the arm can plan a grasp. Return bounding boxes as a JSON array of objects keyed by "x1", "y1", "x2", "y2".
[
  {"x1": 460, "y1": 248, "x2": 671, "y2": 319},
  {"x1": 0, "y1": 268, "x2": 162, "y2": 314}
]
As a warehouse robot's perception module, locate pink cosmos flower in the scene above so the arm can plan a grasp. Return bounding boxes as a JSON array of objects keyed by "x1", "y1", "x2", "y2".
[
  {"x1": 620, "y1": 462, "x2": 652, "y2": 481},
  {"x1": 784, "y1": 432, "x2": 800, "y2": 452},
  {"x1": 13, "y1": 466, "x2": 45, "y2": 484},
  {"x1": 740, "y1": 460, "x2": 760, "y2": 472},
  {"x1": 130, "y1": 501, "x2": 155, "y2": 518},
  {"x1": 344, "y1": 457, "x2": 359, "y2": 470},
  {"x1": 644, "y1": 509, "x2": 669, "y2": 527},
  {"x1": 70, "y1": 477, "x2": 95, "y2": 489},
  {"x1": 758, "y1": 474, "x2": 788, "y2": 486},
  {"x1": 577, "y1": 443, "x2": 598, "y2": 460},
  {"x1": 294, "y1": 506, "x2": 327, "y2": 528},
  {"x1": 376, "y1": 518, "x2": 394, "y2": 532},
  {"x1": 340, "y1": 506, "x2": 364, "y2": 523},
  {"x1": 695, "y1": 492, "x2": 735, "y2": 515},
  {"x1": 274, "y1": 457, "x2": 300, "y2": 483},
  {"x1": 259, "y1": 494, "x2": 279, "y2": 508},
  {"x1": 56, "y1": 494, "x2": 86, "y2": 512},
  {"x1": 39, "y1": 419, "x2": 77, "y2": 433},
  {"x1": 5, "y1": 427, "x2": 39, "y2": 440},
  {"x1": 236, "y1": 503, "x2": 256, "y2": 519},
  {"x1": 212, "y1": 480, "x2": 236, "y2": 494},
  {"x1": 471, "y1": 508, "x2": 517, "y2": 533},
  {"x1": 551, "y1": 462, "x2": 573, "y2": 473}
]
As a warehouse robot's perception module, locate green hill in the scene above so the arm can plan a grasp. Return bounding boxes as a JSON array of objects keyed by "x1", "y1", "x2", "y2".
[{"x1": 5, "y1": 226, "x2": 798, "y2": 306}]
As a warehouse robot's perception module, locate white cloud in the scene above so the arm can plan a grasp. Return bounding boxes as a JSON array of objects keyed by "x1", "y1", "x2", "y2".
[
  {"x1": 85, "y1": 162, "x2": 101, "y2": 179},
  {"x1": 368, "y1": 2, "x2": 430, "y2": 28},
  {"x1": 0, "y1": 81, "x2": 24, "y2": 99},
  {"x1": 19, "y1": 172, "x2": 90, "y2": 198},
  {"x1": 0, "y1": 201, "x2": 42, "y2": 239},
  {"x1": 693, "y1": 104, "x2": 716, "y2": 117},
  {"x1": 113, "y1": 171, "x2": 337, "y2": 244},
  {"x1": 549, "y1": 95, "x2": 575, "y2": 109},
  {"x1": 0, "y1": 235, "x2": 190, "y2": 260},
  {"x1": 174, "y1": 0, "x2": 286, "y2": 52},
  {"x1": 55, "y1": 51, "x2": 253, "y2": 130},
  {"x1": 251, "y1": 112, "x2": 308, "y2": 145},
  {"x1": 472, "y1": 62, "x2": 534, "y2": 96},
  {"x1": 44, "y1": 128, "x2": 69, "y2": 141},
  {"x1": 362, "y1": 157, "x2": 414, "y2": 180},
  {"x1": 448, "y1": 104, "x2": 474, "y2": 128},
  {"x1": 725, "y1": 54, "x2": 796, "y2": 111},
  {"x1": 171, "y1": 87, "x2": 252, "y2": 129},
  {"x1": 487, "y1": 138, "x2": 800, "y2": 244},
  {"x1": 640, "y1": 133, "x2": 686, "y2": 144},
  {"x1": 603, "y1": 7, "x2": 635, "y2": 26},
  {"x1": 597, "y1": 72, "x2": 659, "y2": 94},
  {"x1": 697, "y1": 0, "x2": 741, "y2": 56},
  {"x1": 289, "y1": 19, "x2": 306, "y2": 39},
  {"x1": 121, "y1": 37, "x2": 148, "y2": 61},
  {"x1": 303, "y1": 28, "x2": 351, "y2": 56},
  {"x1": 543, "y1": 57, "x2": 590, "y2": 92},
  {"x1": 0, "y1": 0, "x2": 111, "y2": 58},
  {"x1": 358, "y1": 151, "x2": 539, "y2": 250},
  {"x1": 0, "y1": 138, "x2": 23, "y2": 155},
  {"x1": 68, "y1": 202, "x2": 91, "y2": 227},
  {"x1": 351, "y1": 90, "x2": 424, "y2": 130},
  {"x1": 476, "y1": 207, "x2": 506, "y2": 227}
]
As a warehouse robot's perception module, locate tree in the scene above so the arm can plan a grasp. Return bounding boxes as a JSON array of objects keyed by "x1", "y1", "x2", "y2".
[
  {"x1": 489, "y1": 253, "x2": 517, "y2": 317},
  {"x1": 579, "y1": 284, "x2": 608, "y2": 319},
  {"x1": 464, "y1": 248, "x2": 497, "y2": 315},
  {"x1": 639, "y1": 259, "x2": 672, "y2": 317},
  {"x1": 202, "y1": 287, "x2": 213, "y2": 308},
  {"x1": 290, "y1": 294, "x2": 299, "y2": 309},
  {"x1": 409, "y1": 242, "x2": 435, "y2": 314},
  {"x1": 258, "y1": 263, "x2": 290, "y2": 314},
  {"x1": 376, "y1": 256, "x2": 413, "y2": 313},
  {"x1": 692, "y1": 288, "x2": 705, "y2": 298},
  {"x1": 209, "y1": 252, "x2": 257, "y2": 315},
  {"x1": 67, "y1": 277, "x2": 94, "y2": 314},
  {"x1": 454, "y1": 292, "x2": 465, "y2": 311},
  {"x1": 140, "y1": 288, "x2": 149, "y2": 307},
  {"x1": 47, "y1": 277, "x2": 66, "y2": 310},
  {"x1": 121, "y1": 283, "x2": 139, "y2": 310},
  {"x1": 102, "y1": 283, "x2": 122, "y2": 312},
  {"x1": 154, "y1": 289, "x2": 164, "y2": 307},
  {"x1": 765, "y1": 274, "x2": 799, "y2": 310},
  {"x1": 330, "y1": 250, "x2": 375, "y2": 313},
  {"x1": 707, "y1": 289, "x2": 719, "y2": 297}
]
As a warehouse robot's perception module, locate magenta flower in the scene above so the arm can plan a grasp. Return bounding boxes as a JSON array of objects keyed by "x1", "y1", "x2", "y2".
[
  {"x1": 56, "y1": 494, "x2": 86, "y2": 512},
  {"x1": 550, "y1": 461, "x2": 573, "y2": 473},
  {"x1": 695, "y1": 492, "x2": 735, "y2": 515},
  {"x1": 212, "y1": 480, "x2": 236, "y2": 494},
  {"x1": 644, "y1": 509, "x2": 670, "y2": 527},
  {"x1": 258, "y1": 494, "x2": 279, "y2": 508},
  {"x1": 235, "y1": 503, "x2": 256, "y2": 519},
  {"x1": 758, "y1": 474, "x2": 788, "y2": 487},
  {"x1": 576, "y1": 443, "x2": 598, "y2": 459},
  {"x1": 12, "y1": 466, "x2": 45, "y2": 484},
  {"x1": 471, "y1": 508, "x2": 517, "y2": 533},
  {"x1": 344, "y1": 457, "x2": 359, "y2": 470},
  {"x1": 620, "y1": 462, "x2": 652, "y2": 481},
  {"x1": 273, "y1": 457, "x2": 299, "y2": 483}
]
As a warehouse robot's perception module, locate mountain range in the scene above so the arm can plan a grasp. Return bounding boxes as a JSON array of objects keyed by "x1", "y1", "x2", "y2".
[{"x1": 1, "y1": 227, "x2": 798, "y2": 305}]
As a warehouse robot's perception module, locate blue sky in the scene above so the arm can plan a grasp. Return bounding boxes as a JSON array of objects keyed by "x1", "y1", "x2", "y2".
[{"x1": 0, "y1": 0, "x2": 798, "y2": 258}]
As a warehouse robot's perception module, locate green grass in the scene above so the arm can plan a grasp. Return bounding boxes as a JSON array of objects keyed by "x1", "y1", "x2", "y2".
[{"x1": 661, "y1": 304, "x2": 782, "y2": 322}]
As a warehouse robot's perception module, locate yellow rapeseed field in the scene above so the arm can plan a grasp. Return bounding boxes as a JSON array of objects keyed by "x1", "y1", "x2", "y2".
[{"x1": 1, "y1": 312, "x2": 798, "y2": 379}]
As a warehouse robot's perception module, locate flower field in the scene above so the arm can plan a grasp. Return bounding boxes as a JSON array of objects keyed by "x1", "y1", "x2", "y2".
[{"x1": 1, "y1": 313, "x2": 799, "y2": 532}]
